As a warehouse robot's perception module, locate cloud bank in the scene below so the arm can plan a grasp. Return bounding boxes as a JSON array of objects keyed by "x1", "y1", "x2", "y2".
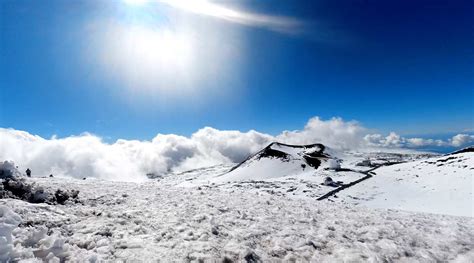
[
  {"x1": 364, "y1": 132, "x2": 474, "y2": 148},
  {"x1": 1, "y1": 117, "x2": 472, "y2": 181}
]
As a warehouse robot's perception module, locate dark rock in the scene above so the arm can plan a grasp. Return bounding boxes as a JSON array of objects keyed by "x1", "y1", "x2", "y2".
[
  {"x1": 449, "y1": 146, "x2": 474, "y2": 155},
  {"x1": 244, "y1": 251, "x2": 261, "y2": 263},
  {"x1": 55, "y1": 189, "x2": 70, "y2": 204},
  {"x1": 356, "y1": 159, "x2": 374, "y2": 167},
  {"x1": 322, "y1": 177, "x2": 341, "y2": 187},
  {"x1": 96, "y1": 228, "x2": 113, "y2": 237},
  {"x1": 303, "y1": 155, "x2": 321, "y2": 168},
  {"x1": 1, "y1": 176, "x2": 79, "y2": 205},
  {"x1": 259, "y1": 147, "x2": 289, "y2": 160}
]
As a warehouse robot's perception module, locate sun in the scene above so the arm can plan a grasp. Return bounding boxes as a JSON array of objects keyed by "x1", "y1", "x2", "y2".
[
  {"x1": 92, "y1": 0, "x2": 218, "y2": 97},
  {"x1": 97, "y1": 20, "x2": 195, "y2": 94}
]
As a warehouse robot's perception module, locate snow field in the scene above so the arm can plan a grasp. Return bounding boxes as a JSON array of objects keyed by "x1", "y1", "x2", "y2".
[{"x1": 1, "y1": 176, "x2": 473, "y2": 262}]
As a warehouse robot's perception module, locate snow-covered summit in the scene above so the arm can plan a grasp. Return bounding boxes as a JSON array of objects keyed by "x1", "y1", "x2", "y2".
[
  {"x1": 231, "y1": 142, "x2": 333, "y2": 169},
  {"x1": 212, "y1": 142, "x2": 340, "y2": 182}
]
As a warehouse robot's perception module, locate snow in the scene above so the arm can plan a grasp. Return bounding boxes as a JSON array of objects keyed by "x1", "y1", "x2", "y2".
[
  {"x1": 0, "y1": 205, "x2": 22, "y2": 261},
  {"x1": 0, "y1": 147, "x2": 473, "y2": 261},
  {"x1": 335, "y1": 152, "x2": 474, "y2": 217},
  {"x1": 327, "y1": 159, "x2": 341, "y2": 169},
  {"x1": 213, "y1": 157, "x2": 310, "y2": 182},
  {"x1": 0, "y1": 161, "x2": 21, "y2": 179},
  {"x1": 1, "y1": 176, "x2": 473, "y2": 262}
]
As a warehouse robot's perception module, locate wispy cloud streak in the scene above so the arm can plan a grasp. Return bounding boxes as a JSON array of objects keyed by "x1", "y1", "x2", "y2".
[{"x1": 159, "y1": 0, "x2": 303, "y2": 34}]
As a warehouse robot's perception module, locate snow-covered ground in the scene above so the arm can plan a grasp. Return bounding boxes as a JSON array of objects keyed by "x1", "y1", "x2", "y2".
[
  {"x1": 1, "y1": 176, "x2": 473, "y2": 262},
  {"x1": 1, "y1": 146, "x2": 473, "y2": 261},
  {"x1": 335, "y1": 152, "x2": 474, "y2": 217}
]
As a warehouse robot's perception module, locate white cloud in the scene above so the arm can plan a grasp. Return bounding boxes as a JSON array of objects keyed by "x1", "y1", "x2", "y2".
[
  {"x1": 450, "y1": 134, "x2": 474, "y2": 147},
  {"x1": 277, "y1": 117, "x2": 367, "y2": 150},
  {"x1": 0, "y1": 130, "x2": 144, "y2": 182},
  {"x1": 1, "y1": 117, "x2": 473, "y2": 181},
  {"x1": 364, "y1": 134, "x2": 384, "y2": 147},
  {"x1": 159, "y1": 0, "x2": 303, "y2": 34},
  {"x1": 405, "y1": 138, "x2": 445, "y2": 147},
  {"x1": 191, "y1": 127, "x2": 273, "y2": 163},
  {"x1": 0, "y1": 127, "x2": 274, "y2": 182},
  {"x1": 365, "y1": 132, "x2": 474, "y2": 149},
  {"x1": 365, "y1": 132, "x2": 404, "y2": 147}
]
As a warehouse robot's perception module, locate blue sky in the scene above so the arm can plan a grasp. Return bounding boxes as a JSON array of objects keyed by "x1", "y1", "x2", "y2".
[{"x1": 1, "y1": 0, "x2": 473, "y2": 141}]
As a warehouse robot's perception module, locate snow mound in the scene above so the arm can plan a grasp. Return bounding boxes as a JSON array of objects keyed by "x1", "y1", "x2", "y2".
[
  {"x1": 0, "y1": 161, "x2": 21, "y2": 179},
  {"x1": 1, "y1": 160, "x2": 80, "y2": 205},
  {"x1": 212, "y1": 142, "x2": 338, "y2": 183}
]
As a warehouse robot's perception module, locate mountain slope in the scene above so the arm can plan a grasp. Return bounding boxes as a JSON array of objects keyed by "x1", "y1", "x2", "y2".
[
  {"x1": 177, "y1": 144, "x2": 473, "y2": 217},
  {"x1": 211, "y1": 142, "x2": 339, "y2": 183},
  {"x1": 335, "y1": 150, "x2": 474, "y2": 217}
]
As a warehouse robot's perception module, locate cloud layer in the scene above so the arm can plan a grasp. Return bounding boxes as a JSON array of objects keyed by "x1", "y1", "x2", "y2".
[
  {"x1": 364, "y1": 132, "x2": 474, "y2": 148},
  {"x1": 1, "y1": 117, "x2": 472, "y2": 181}
]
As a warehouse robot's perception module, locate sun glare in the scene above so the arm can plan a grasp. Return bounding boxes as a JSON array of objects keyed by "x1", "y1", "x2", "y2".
[
  {"x1": 123, "y1": 0, "x2": 149, "y2": 6},
  {"x1": 123, "y1": 26, "x2": 192, "y2": 68},
  {"x1": 98, "y1": 21, "x2": 195, "y2": 94},
  {"x1": 92, "y1": 0, "x2": 234, "y2": 97}
]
